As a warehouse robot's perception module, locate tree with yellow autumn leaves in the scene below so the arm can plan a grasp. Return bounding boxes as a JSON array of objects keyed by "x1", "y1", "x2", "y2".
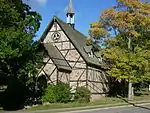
[{"x1": 88, "y1": 0, "x2": 150, "y2": 100}]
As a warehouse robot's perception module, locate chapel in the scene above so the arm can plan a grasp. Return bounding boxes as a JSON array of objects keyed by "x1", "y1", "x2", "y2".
[{"x1": 39, "y1": 0, "x2": 109, "y2": 100}]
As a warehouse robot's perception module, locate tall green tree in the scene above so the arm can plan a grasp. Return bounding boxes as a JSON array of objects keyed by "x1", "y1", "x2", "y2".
[
  {"x1": 88, "y1": 0, "x2": 150, "y2": 100},
  {"x1": 0, "y1": 0, "x2": 42, "y2": 82},
  {"x1": 0, "y1": 0, "x2": 42, "y2": 109}
]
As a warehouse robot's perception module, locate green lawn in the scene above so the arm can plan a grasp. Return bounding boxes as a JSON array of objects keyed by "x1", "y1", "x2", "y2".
[
  {"x1": 27, "y1": 97, "x2": 126, "y2": 111},
  {"x1": 1, "y1": 90, "x2": 149, "y2": 111},
  {"x1": 133, "y1": 89, "x2": 150, "y2": 102},
  {"x1": 0, "y1": 107, "x2": 3, "y2": 111},
  {"x1": 27, "y1": 92, "x2": 150, "y2": 111},
  {"x1": 27, "y1": 97, "x2": 150, "y2": 110}
]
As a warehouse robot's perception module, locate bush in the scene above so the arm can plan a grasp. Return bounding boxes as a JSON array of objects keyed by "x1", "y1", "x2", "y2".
[
  {"x1": 1, "y1": 77, "x2": 28, "y2": 110},
  {"x1": 42, "y1": 85, "x2": 56, "y2": 103},
  {"x1": 42, "y1": 82, "x2": 72, "y2": 103},
  {"x1": 24, "y1": 75, "x2": 47, "y2": 106},
  {"x1": 108, "y1": 77, "x2": 128, "y2": 97},
  {"x1": 74, "y1": 86, "x2": 91, "y2": 103},
  {"x1": 134, "y1": 81, "x2": 150, "y2": 91}
]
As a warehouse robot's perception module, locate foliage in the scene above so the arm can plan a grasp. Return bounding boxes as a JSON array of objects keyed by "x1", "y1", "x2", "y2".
[
  {"x1": 0, "y1": 0, "x2": 42, "y2": 81},
  {"x1": 42, "y1": 82, "x2": 72, "y2": 103},
  {"x1": 134, "y1": 80, "x2": 150, "y2": 91},
  {"x1": 0, "y1": 0, "x2": 42, "y2": 109},
  {"x1": 24, "y1": 75, "x2": 47, "y2": 106},
  {"x1": 0, "y1": 0, "x2": 42, "y2": 32},
  {"x1": 88, "y1": 0, "x2": 150, "y2": 83},
  {"x1": 102, "y1": 47, "x2": 149, "y2": 83},
  {"x1": 42, "y1": 85, "x2": 56, "y2": 103},
  {"x1": 108, "y1": 78, "x2": 128, "y2": 97},
  {"x1": 1, "y1": 77, "x2": 29, "y2": 110},
  {"x1": 74, "y1": 86, "x2": 91, "y2": 103}
]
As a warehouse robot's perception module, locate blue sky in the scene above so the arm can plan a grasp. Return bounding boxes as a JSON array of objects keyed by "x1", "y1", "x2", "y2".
[{"x1": 23, "y1": 0, "x2": 117, "y2": 40}]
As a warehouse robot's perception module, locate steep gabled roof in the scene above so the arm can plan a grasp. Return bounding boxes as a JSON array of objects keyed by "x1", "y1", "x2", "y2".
[
  {"x1": 41, "y1": 16, "x2": 105, "y2": 69},
  {"x1": 44, "y1": 43, "x2": 72, "y2": 73}
]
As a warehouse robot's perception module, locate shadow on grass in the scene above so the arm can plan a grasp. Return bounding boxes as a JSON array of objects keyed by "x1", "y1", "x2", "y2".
[
  {"x1": 117, "y1": 95, "x2": 150, "y2": 111},
  {"x1": 134, "y1": 91, "x2": 149, "y2": 96},
  {"x1": 0, "y1": 107, "x2": 3, "y2": 111}
]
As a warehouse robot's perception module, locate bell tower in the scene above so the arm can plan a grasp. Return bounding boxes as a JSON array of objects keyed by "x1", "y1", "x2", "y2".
[{"x1": 66, "y1": 0, "x2": 75, "y2": 28}]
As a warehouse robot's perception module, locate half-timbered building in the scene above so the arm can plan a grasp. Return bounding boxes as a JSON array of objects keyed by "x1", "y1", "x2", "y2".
[{"x1": 39, "y1": 0, "x2": 109, "y2": 100}]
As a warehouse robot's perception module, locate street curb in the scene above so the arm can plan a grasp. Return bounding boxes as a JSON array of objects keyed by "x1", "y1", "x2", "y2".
[
  {"x1": 1, "y1": 101, "x2": 150, "y2": 113},
  {"x1": 56, "y1": 102, "x2": 150, "y2": 113},
  {"x1": 60, "y1": 103, "x2": 150, "y2": 113},
  {"x1": 25, "y1": 101, "x2": 150, "y2": 113}
]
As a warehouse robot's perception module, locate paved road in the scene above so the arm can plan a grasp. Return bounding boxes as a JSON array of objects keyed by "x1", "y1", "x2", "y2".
[{"x1": 67, "y1": 103, "x2": 150, "y2": 113}]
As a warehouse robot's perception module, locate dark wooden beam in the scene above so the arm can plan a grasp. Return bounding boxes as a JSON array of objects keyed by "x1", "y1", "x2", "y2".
[
  {"x1": 70, "y1": 80, "x2": 86, "y2": 82},
  {"x1": 49, "y1": 67, "x2": 57, "y2": 78},
  {"x1": 72, "y1": 56, "x2": 81, "y2": 68},
  {"x1": 43, "y1": 69, "x2": 54, "y2": 84},
  {"x1": 88, "y1": 80, "x2": 108, "y2": 84},
  {"x1": 86, "y1": 65, "x2": 88, "y2": 88},
  {"x1": 56, "y1": 70, "x2": 59, "y2": 84},
  {"x1": 37, "y1": 58, "x2": 51, "y2": 76}
]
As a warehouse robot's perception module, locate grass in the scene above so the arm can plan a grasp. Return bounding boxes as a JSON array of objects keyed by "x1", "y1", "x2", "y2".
[
  {"x1": 0, "y1": 90, "x2": 149, "y2": 112},
  {"x1": 27, "y1": 90, "x2": 150, "y2": 111},
  {"x1": 133, "y1": 89, "x2": 150, "y2": 102},
  {"x1": 27, "y1": 97, "x2": 125, "y2": 110},
  {"x1": 0, "y1": 107, "x2": 3, "y2": 111},
  {"x1": 26, "y1": 97, "x2": 146, "y2": 111}
]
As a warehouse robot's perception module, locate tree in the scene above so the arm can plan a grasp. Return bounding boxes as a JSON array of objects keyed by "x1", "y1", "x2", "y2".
[
  {"x1": 0, "y1": 0, "x2": 42, "y2": 82},
  {"x1": 0, "y1": 0, "x2": 42, "y2": 109},
  {"x1": 88, "y1": 0, "x2": 150, "y2": 100}
]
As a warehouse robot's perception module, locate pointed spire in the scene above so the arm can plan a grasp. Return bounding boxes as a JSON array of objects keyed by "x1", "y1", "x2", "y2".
[
  {"x1": 66, "y1": 0, "x2": 75, "y2": 29},
  {"x1": 67, "y1": 0, "x2": 74, "y2": 15}
]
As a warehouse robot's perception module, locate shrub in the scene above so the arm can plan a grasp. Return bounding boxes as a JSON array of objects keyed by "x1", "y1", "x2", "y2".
[
  {"x1": 108, "y1": 77, "x2": 128, "y2": 97},
  {"x1": 42, "y1": 85, "x2": 56, "y2": 103},
  {"x1": 1, "y1": 78, "x2": 28, "y2": 110},
  {"x1": 74, "y1": 86, "x2": 91, "y2": 103},
  {"x1": 42, "y1": 82, "x2": 72, "y2": 103}
]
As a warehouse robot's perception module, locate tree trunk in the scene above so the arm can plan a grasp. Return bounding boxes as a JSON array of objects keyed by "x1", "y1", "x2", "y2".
[
  {"x1": 128, "y1": 82, "x2": 133, "y2": 100},
  {"x1": 128, "y1": 37, "x2": 133, "y2": 101}
]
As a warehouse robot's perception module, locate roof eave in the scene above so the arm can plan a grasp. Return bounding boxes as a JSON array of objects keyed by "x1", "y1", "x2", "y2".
[{"x1": 57, "y1": 68, "x2": 72, "y2": 73}]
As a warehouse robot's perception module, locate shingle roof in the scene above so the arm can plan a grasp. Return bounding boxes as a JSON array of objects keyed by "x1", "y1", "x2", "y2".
[
  {"x1": 41, "y1": 16, "x2": 106, "y2": 70},
  {"x1": 84, "y1": 46, "x2": 92, "y2": 53},
  {"x1": 44, "y1": 43, "x2": 72, "y2": 73},
  {"x1": 94, "y1": 52, "x2": 102, "y2": 58}
]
